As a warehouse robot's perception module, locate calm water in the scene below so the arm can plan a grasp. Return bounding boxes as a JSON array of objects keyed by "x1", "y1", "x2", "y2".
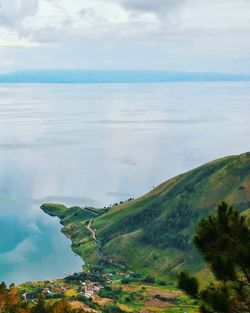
[{"x1": 0, "y1": 82, "x2": 250, "y2": 284}]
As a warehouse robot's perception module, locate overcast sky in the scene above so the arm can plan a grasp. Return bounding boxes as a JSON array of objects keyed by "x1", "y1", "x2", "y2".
[{"x1": 0, "y1": 0, "x2": 249, "y2": 73}]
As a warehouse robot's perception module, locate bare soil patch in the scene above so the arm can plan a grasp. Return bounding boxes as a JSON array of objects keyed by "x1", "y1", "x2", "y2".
[
  {"x1": 144, "y1": 299, "x2": 173, "y2": 308},
  {"x1": 70, "y1": 301, "x2": 98, "y2": 312}
]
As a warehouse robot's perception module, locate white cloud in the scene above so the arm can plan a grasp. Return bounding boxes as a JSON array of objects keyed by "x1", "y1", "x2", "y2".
[
  {"x1": 0, "y1": 0, "x2": 249, "y2": 73},
  {"x1": 0, "y1": 25, "x2": 38, "y2": 46},
  {"x1": 0, "y1": 0, "x2": 38, "y2": 28},
  {"x1": 119, "y1": 0, "x2": 185, "y2": 17}
]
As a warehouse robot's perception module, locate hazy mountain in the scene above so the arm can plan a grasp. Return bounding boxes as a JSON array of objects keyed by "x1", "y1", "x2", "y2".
[{"x1": 0, "y1": 70, "x2": 250, "y2": 83}]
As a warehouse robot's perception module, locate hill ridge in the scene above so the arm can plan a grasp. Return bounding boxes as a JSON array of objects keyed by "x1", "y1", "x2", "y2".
[{"x1": 41, "y1": 152, "x2": 250, "y2": 277}]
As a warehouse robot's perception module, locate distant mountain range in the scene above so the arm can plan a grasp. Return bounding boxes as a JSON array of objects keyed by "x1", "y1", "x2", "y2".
[
  {"x1": 0, "y1": 70, "x2": 250, "y2": 83},
  {"x1": 42, "y1": 152, "x2": 250, "y2": 279}
]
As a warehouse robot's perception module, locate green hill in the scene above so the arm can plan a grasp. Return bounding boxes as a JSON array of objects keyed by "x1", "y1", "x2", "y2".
[{"x1": 41, "y1": 152, "x2": 250, "y2": 278}]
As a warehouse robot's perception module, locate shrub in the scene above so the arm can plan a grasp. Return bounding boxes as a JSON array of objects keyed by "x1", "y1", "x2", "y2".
[{"x1": 143, "y1": 276, "x2": 155, "y2": 284}]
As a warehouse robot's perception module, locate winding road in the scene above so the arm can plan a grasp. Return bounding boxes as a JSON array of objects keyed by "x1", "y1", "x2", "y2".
[
  {"x1": 86, "y1": 220, "x2": 125, "y2": 269},
  {"x1": 86, "y1": 220, "x2": 101, "y2": 243}
]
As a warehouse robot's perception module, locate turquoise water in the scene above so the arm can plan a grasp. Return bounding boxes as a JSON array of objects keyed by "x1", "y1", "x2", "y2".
[{"x1": 0, "y1": 82, "x2": 249, "y2": 284}]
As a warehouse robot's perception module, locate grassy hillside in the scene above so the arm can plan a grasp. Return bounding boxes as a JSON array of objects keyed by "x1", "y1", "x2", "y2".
[{"x1": 41, "y1": 152, "x2": 250, "y2": 279}]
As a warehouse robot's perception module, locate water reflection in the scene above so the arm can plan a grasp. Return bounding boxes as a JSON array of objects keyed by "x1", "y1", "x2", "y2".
[{"x1": 0, "y1": 82, "x2": 249, "y2": 284}]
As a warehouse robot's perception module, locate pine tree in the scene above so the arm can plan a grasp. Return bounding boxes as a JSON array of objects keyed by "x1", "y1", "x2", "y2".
[
  {"x1": 32, "y1": 294, "x2": 48, "y2": 313},
  {"x1": 178, "y1": 202, "x2": 250, "y2": 313}
]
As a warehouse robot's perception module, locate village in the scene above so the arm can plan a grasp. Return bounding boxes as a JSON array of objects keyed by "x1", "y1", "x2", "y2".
[
  {"x1": 21, "y1": 270, "x2": 132, "y2": 302},
  {"x1": 19, "y1": 267, "x2": 198, "y2": 313}
]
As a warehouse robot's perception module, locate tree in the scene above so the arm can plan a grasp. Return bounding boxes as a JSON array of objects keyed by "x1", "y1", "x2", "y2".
[
  {"x1": 0, "y1": 283, "x2": 22, "y2": 313},
  {"x1": 178, "y1": 202, "x2": 250, "y2": 313},
  {"x1": 50, "y1": 299, "x2": 72, "y2": 313},
  {"x1": 7, "y1": 284, "x2": 19, "y2": 306},
  {"x1": 32, "y1": 294, "x2": 48, "y2": 313}
]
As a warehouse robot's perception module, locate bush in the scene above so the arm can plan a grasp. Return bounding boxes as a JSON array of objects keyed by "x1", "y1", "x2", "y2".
[
  {"x1": 121, "y1": 278, "x2": 133, "y2": 284},
  {"x1": 103, "y1": 304, "x2": 125, "y2": 313},
  {"x1": 157, "y1": 280, "x2": 167, "y2": 286},
  {"x1": 99, "y1": 287, "x2": 122, "y2": 300},
  {"x1": 143, "y1": 276, "x2": 155, "y2": 284}
]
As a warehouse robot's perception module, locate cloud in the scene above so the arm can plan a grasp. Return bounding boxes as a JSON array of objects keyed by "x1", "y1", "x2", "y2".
[
  {"x1": 0, "y1": 0, "x2": 38, "y2": 28},
  {"x1": 0, "y1": 0, "x2": 249, "y2": 73},
  {"x1": 30, "y1": 26, "x2": 66, "y2": 42},
  {"x1": 119, "y1": 0, "x2": 186, "y2": 17}
]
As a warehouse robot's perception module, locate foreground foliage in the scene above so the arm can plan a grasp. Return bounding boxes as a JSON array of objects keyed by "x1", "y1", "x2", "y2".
[
  {"x1": 0, "y1": 284, "x2": 84, "y2": 313},
  {"x1": 178, "y1": 202, "x2": 250, "y2": 313}
]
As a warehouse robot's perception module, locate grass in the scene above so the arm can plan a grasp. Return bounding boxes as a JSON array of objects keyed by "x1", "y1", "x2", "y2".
[{"x1": 90, "y1": 152, "x2": 250, "y2": 277}]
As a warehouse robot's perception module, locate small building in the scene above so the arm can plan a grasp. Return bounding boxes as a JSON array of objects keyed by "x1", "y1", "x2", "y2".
[{"x1": 84, "y1": 291, "x2": 94, "y2": 299}]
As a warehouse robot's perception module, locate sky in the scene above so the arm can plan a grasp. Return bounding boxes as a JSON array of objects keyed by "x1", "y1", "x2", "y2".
[{"x1": 0, "y1": 0, "x2": 250, "y2": 73}]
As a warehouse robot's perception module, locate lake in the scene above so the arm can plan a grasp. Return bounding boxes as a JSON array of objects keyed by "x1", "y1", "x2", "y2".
[{"x1": 0, "y1": 82, "x2": 250, "y2": 284}]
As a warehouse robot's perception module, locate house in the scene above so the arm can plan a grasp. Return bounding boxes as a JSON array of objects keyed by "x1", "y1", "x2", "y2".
[
  {"x1": 82, "y1": 281, "x2": 103, "y2": 298},
  {"x1": 84, "y1": 291, "x2": 94, "y2": 299},
  {"x1": 22, "y1": 293, "x2": 27, "y2": 301},
  {"x1": 44, "y1": 288, "x2": 52, "y2": 295}
]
